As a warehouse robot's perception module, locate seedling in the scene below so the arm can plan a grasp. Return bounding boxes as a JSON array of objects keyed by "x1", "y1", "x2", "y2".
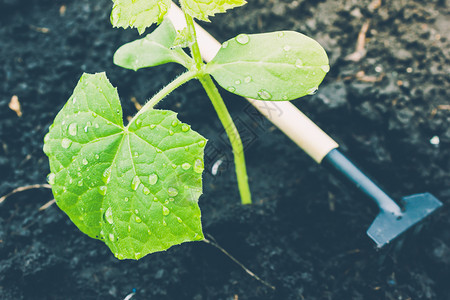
[{"x1": 43, "y1": 0, "x2": 329, "y2": 259}]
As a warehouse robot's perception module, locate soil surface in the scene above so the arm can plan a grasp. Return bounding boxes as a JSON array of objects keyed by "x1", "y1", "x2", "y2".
[{"x1": 1, "y1": 0, "x2": 449, "y2": 299}]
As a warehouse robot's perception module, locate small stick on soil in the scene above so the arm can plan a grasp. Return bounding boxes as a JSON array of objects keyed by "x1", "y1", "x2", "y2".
[
  {"x1": 203, "y1": 234, "x2": 276, "y2": 290},
  {"x1": 130, "y1": 97, "x2": 142, "y2": 111},
  {"x1": 39, "y1": 199, "x2": 56, "y2": 211},
  {"x1": 345, "y1": 21, "x2": 370, "y2": 62},
  {"x1": 0, "y1": 184, "x2": 52, "y2": 204}
]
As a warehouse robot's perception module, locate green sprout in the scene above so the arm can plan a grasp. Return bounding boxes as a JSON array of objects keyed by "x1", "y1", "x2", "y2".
[{"x1": 43, "y1": 0, "x2": 329, "y2": 260}]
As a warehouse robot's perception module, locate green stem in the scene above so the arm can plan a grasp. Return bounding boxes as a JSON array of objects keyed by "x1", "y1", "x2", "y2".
[
  {"x1": 199, "y1": 75, "x2": 252, "y2": 205},
  {"x1": 127, "y1": 70, "x2": 197, "y2": 128},
  {"x1": 184, "y1": 13, "x2": 203, "y2": 70}
]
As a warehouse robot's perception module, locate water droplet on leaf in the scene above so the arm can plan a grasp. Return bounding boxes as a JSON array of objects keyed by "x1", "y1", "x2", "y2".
[
  {"x1": 61, "y1": 138, "x2": 72, "y2": 149},
  {"x1": 105, "y1": 207, "x2": 113, "y2": 224},
  {"x1": 257, "y1": 89, "x2": 272, "y2": 100},
  {"x1": 181, "y1": 124, "x2": 190, "y2": 132},
  {"x1": 182, "y1": 163, "x2": 191, "y2": 170},
  {"x1": 168, "y1": 187, "x2": 178, "y2": 197},
  {"x1": 149, "y1": 173, "x2": 158, "y2": 185},
  {"x1": 68, "y1": 123, "x2": 77, "y2": 136},
  {"x1": 143, "y1": 187, "x2": 150, "y2": 195},
  {"x1": 171, "y1": 120, "x2": 178, "y2": 127},
  {"x1": 321, "y1": 65, "x2": 330, "y2": 72},
  {"x1": 307, "y1": 87, "x2": 318, "y2": 95},
  {"x1": 227, "y1": 86, "x2": 236, "y2": 92},
  {"x1": 109, "y1": 233, "x2": 115, "y2": 242},
  {"x1": 244, "y1": 76, "x2": 252, "y2": 83},
  {"x1": 131, "y1": 176, "x2": 140, "y2": 190},
  {"x1": 82, "y1": 158, "x2": 88, "y2": 165},
  {"x1": 135, "y1": 216, "x2": 142, "y2": 223},
  {"x1": 222, "y1": 41, "x2": 229, "y2": 48},
  {"x1": 193, "y1": 159, "x2": 204, "y2": 173},
  {"x1": 235, "y1": 34, "x2": 250, "y2": 45},
  {"x1": 295, "y1": 59, "x2": 303, "y2": 68},
  {"x1": 162, "y1": 206, "x2": 170, "y2": 216},
  {"x1": 99, "y1": 186, "x2": 107, "y2": 195},
  {"x1": 47, "y1": 173, "x2": 56, "y2": 185}
]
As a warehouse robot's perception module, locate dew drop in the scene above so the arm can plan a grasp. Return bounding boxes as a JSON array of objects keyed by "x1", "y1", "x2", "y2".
[
  {"x1": 168, "y1": 187, "x2": 178, "y2": 197},
  {"x1": 95, "y1": 154, "x2": 100, "y2": 160},
  {"x1": 134, "y1": 252, "x2": 141, "y2": 259},
  {"x1": 181, "y1": 124, "x2": 190, "y2": 132},
  {"x1": 147, "y1": 229, "x2": 152, "y2": 235},
  {"x1": 222, "y1": 41, "x2": 229, "y2": 48},
  {"x1": 108, "y1": 233, "x2": 115, "y2": 242},
  {"x1": 171, "y1": 120, "x2": 179, "y2": 127},
  {"x1": 193, "y1": 159, "x2": 204, "y2": 173},
  {"x1": 283, "y1": 45, "x2": 291, "y2": 51},
  {"x1": 149, "y1": 124, "x2": 156, "y2": 129},
  {"x1": 163, "y1": 220, "x2": 167, "y2": 226},
  {"x1": 149, "y1": 173, "x2": 158, "y2": 185},
  {"x1": 282, "y1": 95, "x2": 288, "y2": 100},
  {"x1": 124, "y1": 197, "x2": 129, "y2": 202},
  {"x1": 278, "y1": 32, "x2": 285, "y2": 38},
  {"x1": 128, "y1": 225, "x2": 131, "y2": 232},
  {"x1": 227, "y1": 86, "x2": 236, "y2": 92},
  {"x1": 235, "y1": 34, "x2": 250, "y2": 45},
  {"x1": 244, "y1": 76, "x2": 252, "y2": 83},
  {"x1": 47, "y1": 173, "x2": 56, "y2": 185},
  {"x1": 131, "y1": 176, "x2": 140, "y2": 191},
  {"x1": 162, "y1": 206, "x2": 170, "y2": 216},
  {"x1": 198, "y1": 140, "x2": 206, "y2": 147},
  {"x1": 135, "y1": 119, "x2": 142, "y2": 128},
  {"x1": 143, "y1": 187, "x2": 150, "y2": 195},
  {"x1": 295, "y1": 58, "x2": 303, "y2": 68},
  {"x1": 169, "y1": 130, "x2": 174, "y2": 136},
  {"x1": 177, "y1": 217, "x2": 183, "y2": 223},
  {"x1": 321, "y1": 65, "x2": 330, "y2": 73},
  {"x1": 82, "y1": 158, "x2": 88, "y2": 165},
  {"x1": 68, "y1": 123, "x2": 77, "y2": 136},
  {"x1": 235, "y1": 80, "x2": 241, "y2": 85},
  {"x1": 307, "y1": 87, "x2": 318, "y2": 95},
  {"x1": 153, "y1": 196, "x2": 158, "y2": 202},
  {"x1": 61, "y1": 138, "x2": 72, "y2": 149},
  {"x1": 102, "y1": 167, "x2": 112, "y2": 184},
  {"x1": 184, "y1": 146, "x2": 189, "y2": 151},
  {"x1": 134, "y1": 209, "x2": 139, "y2": 214},
  {"x1": 182, "y1": 162, "x2": 191, "y2": 170},
  {"x1": 99, "y1": 186, "x2": 107, "y2": 195},
  {"x1": 92, "y1": 112, "x2": 97, "y2": 117},
  {"x1": 105, "y1": 207, "x2": 113, "y2": 224},
  {"x1": 171, "y1": 164, "x2": 177, "y2": 169},
  {"x1": 135, "y1": 216, "x2": 142, "y2": 223},
  {"x1": 257, "y1": 89, "x2": 272, "y2": 100},
  {"x1": 94, "y1": 123, "x2": 99, "y2": 129},
  {"x1": 156, "y1": 148, "x2": 162, "y2": 153},
  {"x1": 77, "y1": 179, "x2": 83, "y2": 186}
]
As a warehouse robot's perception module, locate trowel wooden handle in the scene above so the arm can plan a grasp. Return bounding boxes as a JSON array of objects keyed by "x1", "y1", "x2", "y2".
[{"x1": 167, "y1": 3, "x2": 339, "y2": 163}]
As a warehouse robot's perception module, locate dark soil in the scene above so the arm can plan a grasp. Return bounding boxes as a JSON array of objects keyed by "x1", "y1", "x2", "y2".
[{"x1": 1, "y1": 0, "x2": 449, "y2": 299}]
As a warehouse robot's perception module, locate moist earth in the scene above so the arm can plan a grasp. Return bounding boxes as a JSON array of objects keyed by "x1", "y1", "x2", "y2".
[{"x1": 0, "y1": 0, "x2": 449, "y2": 299}]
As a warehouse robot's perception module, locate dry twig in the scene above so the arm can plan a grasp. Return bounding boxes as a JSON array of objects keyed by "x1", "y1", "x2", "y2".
[
  {"x1": 203, "y1": 234, "x2": 276, "y2": 290},
  {"x1": 0, "y1": 184, "x2": 51, "y2": 204}
]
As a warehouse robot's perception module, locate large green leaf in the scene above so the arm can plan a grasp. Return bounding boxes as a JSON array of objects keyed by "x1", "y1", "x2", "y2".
[
  {"x1": 114, "y1": 19, "x2": 191, "y2": 71},
  {"x1": 180, "y1": 0, "x2": 246, "y2": 22},
  {"x1": 111, "y1": 0, "x2": 171, "y2": 34},
  {"x1": 43, "y1": 73, "x2": 206, "y2": 260},
  {"x1": 206, "y1": 31, "x2": 330, "y2": 101}
]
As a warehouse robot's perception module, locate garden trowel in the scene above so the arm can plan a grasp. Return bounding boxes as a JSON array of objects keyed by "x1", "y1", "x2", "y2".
[{"x1": 167, "y1": 3, "x2": 443, "y2": 247}]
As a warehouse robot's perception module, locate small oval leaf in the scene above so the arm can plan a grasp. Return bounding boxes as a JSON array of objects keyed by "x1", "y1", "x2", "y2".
[
  {"x1": 114, "y1": 19, "x2": 190, "y2": 71},
  {"x1": 206, "y1": 31, "x2": 330, "y2": 101},
  {"x1": 44, "y1": 73, "x2": 206, "y2": 260}
]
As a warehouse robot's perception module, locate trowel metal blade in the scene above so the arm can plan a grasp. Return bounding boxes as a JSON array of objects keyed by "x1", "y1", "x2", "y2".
[{"x1": 367, "y1": 193, "x2": 443, "y2": 248}]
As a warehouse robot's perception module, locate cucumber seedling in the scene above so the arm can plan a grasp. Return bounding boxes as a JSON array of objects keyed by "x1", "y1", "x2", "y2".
[{"x1": 43, "y1": 0, "x2": 329, "y2": 260}]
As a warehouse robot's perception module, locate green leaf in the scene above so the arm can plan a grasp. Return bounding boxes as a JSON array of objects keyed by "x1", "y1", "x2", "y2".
[
  {"x1": 111, "y1": 0, "x2": 171, "y2": 34},
  {"x1": 43, "y1": 73, "x2": 206, "y2": 260},
  {"x1": 114, "y1": 19, "x2": 191, "y2": 71},
  {"x1": 206, "y1": 32, "x2": 330, "y2": 101},
  {"x1": 180, "y1": 0, "x2": 246, "y2": 22}
]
